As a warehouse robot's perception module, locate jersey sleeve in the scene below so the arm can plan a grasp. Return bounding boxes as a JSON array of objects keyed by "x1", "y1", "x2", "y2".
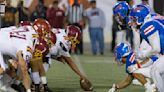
[
  {"x1": 140, "y1": 20, "x2": 161, "y2": 40},
  {"x1": 126, "y1": 52, "x2": 137, "y2": 74},
  {"x1": 50, "y1": 42, "x2": 70, "y2": 58}
]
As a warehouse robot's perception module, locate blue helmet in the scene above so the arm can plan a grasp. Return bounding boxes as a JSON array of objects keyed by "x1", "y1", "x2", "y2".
[
  {"x1": 113, "y1": 1, "x2": 130, "y2": 19},
  {"x1": 115, "y1": 43, "x2": 131, "y2": 62},
  {"x1": 129, "y1": 4, "x2": 150, "y2": 25}
]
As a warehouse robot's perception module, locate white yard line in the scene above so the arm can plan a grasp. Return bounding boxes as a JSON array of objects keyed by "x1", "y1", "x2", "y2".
[{"x1": 82, "y1": 59, "x2": 115, "y2": 64}]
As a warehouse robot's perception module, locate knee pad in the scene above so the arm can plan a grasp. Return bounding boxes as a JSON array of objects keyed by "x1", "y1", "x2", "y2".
[
  {"x1": 31, "y1": 72, "x2": 40, "y2": 84},
  {"x1": 43, "y1": 63, "x2": 49, "y2": 72}
]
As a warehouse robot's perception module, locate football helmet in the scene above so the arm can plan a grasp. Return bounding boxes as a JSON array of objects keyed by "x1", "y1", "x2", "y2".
[
  {"x1": 33, "y1": 18, "x2": 51, "y2": 37},
  {"x1": 113, "y1": 1, "x2": 130, "y2": 25},
  {"x1": 46, "y1": 32, "x2": 57, "y2": 47},
  {"x1": 129, "y1": 4, "x2": 150, "y2": 26},
  {"x1": 115, "y1": 43, "x2": 131, "y2": 63},
  {"x1": 65, "y1": 25, "x2": 81, "y2": 48}
]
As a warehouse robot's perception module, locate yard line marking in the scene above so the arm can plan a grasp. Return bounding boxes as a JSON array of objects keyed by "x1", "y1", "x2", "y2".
[{"x1": 82, "y1": 60, "x2": 115, "y2": 64}]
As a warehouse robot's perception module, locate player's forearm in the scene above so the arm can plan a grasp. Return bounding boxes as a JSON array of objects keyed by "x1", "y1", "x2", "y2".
[
  {"x1": 0, "y1": 67, "x2": 5, "y2": 75},
  {"x1": 17, "y1": 51, "x2": 31, "y2": 90},
  {"x1": 146, "y1": 31, "x2": 161, "y2": 57},
  {"x1": 132, "y1": 73, "x2": 147, "y2": 85},
  {"x1": 17, "y1": 54, "x2": 25, "y2": 63},
  {"x1": 143, "y1": 48, "x2": 160, "y2": 58},
  {"x1": 139, "y1": 58, "x2": 153, "y2": 68},
  {"x1": 116, "y1": 75, "x2": 133, "y2": 89}
]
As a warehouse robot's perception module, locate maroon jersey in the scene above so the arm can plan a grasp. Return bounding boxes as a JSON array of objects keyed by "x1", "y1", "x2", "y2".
[
  {"x1": 47, "y1": 7, "x2": 65, "y2": 28},
  {"x1": 34, "y1": 37, "x2": 49, "y2": 58}
]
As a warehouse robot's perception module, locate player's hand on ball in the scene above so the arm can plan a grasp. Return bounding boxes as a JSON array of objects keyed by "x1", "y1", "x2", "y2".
[
  {"x1": 108, "y1": 84, "x2": 116, "y2": 92},
  {"x1": 80, "y1": 78, "x2": 93, "y2": 91}
]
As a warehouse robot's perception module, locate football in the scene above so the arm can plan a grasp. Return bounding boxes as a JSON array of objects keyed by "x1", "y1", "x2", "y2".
[{"x1": 80, "y1": 78, "x2": 93, "y2": 91}]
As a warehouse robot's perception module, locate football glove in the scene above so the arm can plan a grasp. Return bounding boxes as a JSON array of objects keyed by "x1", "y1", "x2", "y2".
[{"x1": 108, "y1": 84, "x2": 116, "y2": 92}]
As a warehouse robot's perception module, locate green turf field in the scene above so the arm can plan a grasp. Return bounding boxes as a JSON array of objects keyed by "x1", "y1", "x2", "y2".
[{"x1": 47, "y1": 53, "x2": 145, "y2": 92}]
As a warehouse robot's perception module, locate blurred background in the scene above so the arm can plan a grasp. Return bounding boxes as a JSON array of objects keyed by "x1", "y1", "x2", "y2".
[
  {"x1": 0, "y1": 0, "x2": 163, "y2": 54},
  {"x1": 0, "y1": 0, "x2": 163, "y2": 91}
]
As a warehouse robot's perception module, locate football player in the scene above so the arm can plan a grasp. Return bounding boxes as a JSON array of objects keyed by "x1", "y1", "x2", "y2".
[
  {"x1": 129, "y1": 4, "x2": 164, "y2": 92},
  {"x1": 29, "y1": 19, "x2": 56, "y2": 92},
  {"x1": 48, "y1": 25, "x2": 93, "y2": 91},
  {"x1": 108, "y1": 43, "x2": 156, "y2": 92},
  {"x1": 0, "y1": 24, "x2": 38, "y2": 92},
  {"x1": 113, "y1": 1, "x2": 153, "y2": 86},
  {"x1": 0, "y1": 58, "x2": 19, "y2": 92},
  {"x1": 113, "y1": 1, "x2": 129, "y2": 44}
]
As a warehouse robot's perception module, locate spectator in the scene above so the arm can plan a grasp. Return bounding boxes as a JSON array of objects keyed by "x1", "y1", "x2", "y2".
[
  {"x1": 2, "y1": 0, "x2": 18, "y2": 27},
  {"x1": 30, "y1": 2, "x2": 47, "y2": 21},
  {"x1": 17, "y1": 0, "x2": 29, "y2": 23},
  {"x1": 65, "y1": 0, "x2": 85, "y2": 54},
  {"x1": 47, "y1": 0, "x2": 65, "y2": 28},
  {"x1": 84, "y1": 0, "x2": 106, "y2": 55}
]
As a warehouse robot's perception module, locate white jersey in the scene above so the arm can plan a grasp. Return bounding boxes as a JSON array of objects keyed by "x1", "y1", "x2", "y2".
[
  {"x1": 50, "y1": 28, "x2": 71, "y2": 58},
  {"x1": 0, "y1": 26, "x2": 37, "y2": 70}
]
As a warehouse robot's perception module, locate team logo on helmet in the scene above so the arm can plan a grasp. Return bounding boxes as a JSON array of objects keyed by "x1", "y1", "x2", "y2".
[{"x1": 65, "y1": 25, "x2": 81, "y2": 48}]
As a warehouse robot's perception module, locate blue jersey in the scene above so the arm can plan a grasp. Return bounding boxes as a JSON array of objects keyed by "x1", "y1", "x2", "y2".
[
  {"x1": 126, "y1": 52, "x2": 158, "y2": 75},
  {"x1": 140, "y1": 15, "x2": 164, "y2": 54},
  {"x1": 126, "y1": 52, "x2": 137, "y2": 74}
]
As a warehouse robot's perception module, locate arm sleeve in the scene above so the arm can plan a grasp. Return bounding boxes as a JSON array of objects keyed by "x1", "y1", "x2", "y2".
[
  {"x1": 146, "y1": 31, "x2": 161, "y2": 57},
  {"x1": 140, "y1": 21, "x2": 162, "y2": 57},
  {"x1": 136, "y1": 39, "x2": 152, "y2": 59}
]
